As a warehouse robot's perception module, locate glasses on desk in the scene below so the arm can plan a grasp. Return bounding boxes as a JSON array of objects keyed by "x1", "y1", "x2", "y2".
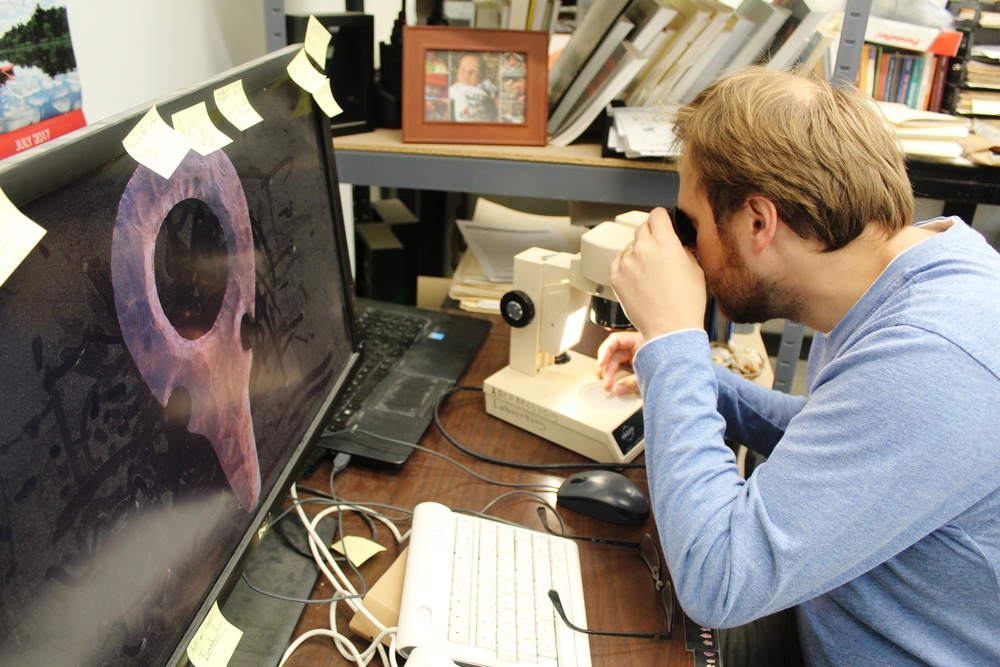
[{"x1": 538, "y1": 508, "x2": 674, "y2": 640}]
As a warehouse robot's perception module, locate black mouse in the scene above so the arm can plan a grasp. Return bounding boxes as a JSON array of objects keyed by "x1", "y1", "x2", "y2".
[{"x1": 556, "y1": 470, "x2": 651, "y2": 526}]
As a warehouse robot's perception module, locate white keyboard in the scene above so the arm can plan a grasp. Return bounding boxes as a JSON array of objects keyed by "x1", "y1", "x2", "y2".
[{"x1": 396, "y1": 502, "x2": 593, "y2": 667}]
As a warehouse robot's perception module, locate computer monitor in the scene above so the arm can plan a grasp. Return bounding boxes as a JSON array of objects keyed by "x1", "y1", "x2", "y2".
[{"x1": 0, "y1": 45, "x2": 359, "y2": 666}]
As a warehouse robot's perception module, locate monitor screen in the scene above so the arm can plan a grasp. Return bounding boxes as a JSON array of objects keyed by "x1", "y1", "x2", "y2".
[{"x1": 0, "y1": 45, "x2": 359, "y2": 666}]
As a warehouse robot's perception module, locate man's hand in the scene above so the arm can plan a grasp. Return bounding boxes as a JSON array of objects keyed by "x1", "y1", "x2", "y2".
[
  {"x1": 596, "y1": 331, "x2": 644, "y2": 395},
  {"x1": 610, "y1": 207, "x2": 707, "y2": 340}
]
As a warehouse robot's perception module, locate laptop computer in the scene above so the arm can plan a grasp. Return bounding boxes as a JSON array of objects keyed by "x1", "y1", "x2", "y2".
[{"x1": 316, "y1": 297, "x2": 491, "y2": 468}]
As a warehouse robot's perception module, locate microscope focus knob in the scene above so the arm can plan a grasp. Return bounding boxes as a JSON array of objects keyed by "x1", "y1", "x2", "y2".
[{"x1": 500, "y1": 290, "x2": 535, "y2": 328}]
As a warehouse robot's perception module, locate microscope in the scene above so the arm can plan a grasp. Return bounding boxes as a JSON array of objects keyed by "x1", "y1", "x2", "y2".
[{"x1": 483, "y1": 211, "x2": 647, "y2": 464}]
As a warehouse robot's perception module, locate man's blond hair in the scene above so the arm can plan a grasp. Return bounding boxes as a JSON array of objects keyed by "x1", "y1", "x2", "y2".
[{"x1": 673, "y1": 67, "x2": 914, "y2": 251}]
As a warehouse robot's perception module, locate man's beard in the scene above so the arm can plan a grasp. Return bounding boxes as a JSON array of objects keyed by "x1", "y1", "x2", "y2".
[{"x1": 708, "y1": 233, "x2": 804, "y2": 324}]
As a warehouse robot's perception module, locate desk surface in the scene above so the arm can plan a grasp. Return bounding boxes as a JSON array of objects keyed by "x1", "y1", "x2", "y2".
[{"x1": 283, "y1": 315, "x2": 699, "y2": 666}]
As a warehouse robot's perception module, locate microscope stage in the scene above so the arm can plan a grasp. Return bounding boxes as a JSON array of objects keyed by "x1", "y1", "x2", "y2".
[{"x1": 483, "y1": 350, "x2": 644, "y2": 464}]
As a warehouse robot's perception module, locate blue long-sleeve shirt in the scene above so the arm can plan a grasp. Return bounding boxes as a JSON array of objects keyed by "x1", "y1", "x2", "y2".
[{"x1": 633, "y1": 218, "x2": 1000, "y2": 665}]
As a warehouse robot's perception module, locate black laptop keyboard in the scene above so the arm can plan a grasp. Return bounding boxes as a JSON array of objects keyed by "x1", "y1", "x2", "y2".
[{"x1": 324, "y1": 307, "x2": 430, "y2": 433}]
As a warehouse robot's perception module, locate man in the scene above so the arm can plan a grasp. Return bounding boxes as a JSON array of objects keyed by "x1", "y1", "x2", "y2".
[{"x1": 598, "y1": 66, "x2": 1000, "y2": 665}]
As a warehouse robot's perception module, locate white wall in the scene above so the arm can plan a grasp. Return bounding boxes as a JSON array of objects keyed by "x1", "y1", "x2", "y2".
[{"x1": 67, "y1": 0, "x2": 267, "y2": 123}]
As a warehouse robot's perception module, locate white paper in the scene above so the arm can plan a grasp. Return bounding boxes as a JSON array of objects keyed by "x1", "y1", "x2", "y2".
[
  {"x1": 456, "y1": 220, "x2": 573, "y2": 283},
  {"x1": 612, "y1": 106, "x2": 681, "y2": 158}
]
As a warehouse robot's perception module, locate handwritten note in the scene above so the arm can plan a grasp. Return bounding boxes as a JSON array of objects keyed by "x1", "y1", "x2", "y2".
[
  {"x1": 186, "y1": 602, "x2": 243, "y2": 667},
  {"x1": 304, "y1": 15, "x2": 332, "y2": 67},
  {"x1": 0, "y1": 186, "x2": 45, "y2": 288},
  {"x1": 331, "y1": 535, "x2": 386, "y2": 567},
  {"x1": 122, "y1": 106, "x2": 191, "y2": 179},
  {"x1": 213, "y1": 80, "x2": 263, "y2": 131},
  {"x1": 287, "y1": 48, "x2": 327, "y2": 94},
  {"x1": 313, "y1": 79, "x2": 343, "y2": 119},
  {"x1": 172, "y1": 102, "x2": 232, "y2": 156}
]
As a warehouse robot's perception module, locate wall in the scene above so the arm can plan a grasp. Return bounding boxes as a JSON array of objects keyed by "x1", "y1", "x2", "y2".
[{"x1": 67, "y1": 0, "x2": 267, "y2": 123}]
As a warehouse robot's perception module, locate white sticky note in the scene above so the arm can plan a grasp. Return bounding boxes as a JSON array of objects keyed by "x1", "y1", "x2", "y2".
[
  {"x1": 287, "y1": 48, "x2": 327, "y2": 94},
  {"x1": 122, "y1": 106, "x2": 191, "y2": 179},
  {"x1": 304, "y1": 15, "x2": 332, "y2": 68},
  {"x1": 171, "y1": 102, "x2": 233, "y2": 156},
  {"x1": 0, "y1": 187, "x2": 45, "y2": 288},
  {"x1": 313, "y1": 79, "x2": 343, "y2": 119},
  {"x1": 213, "y1": 80, "x2": 263, "y2": 131},
  {"x1": 331, "y1": 535, "x2": 386, "y2": 567},
  {"x1": 186, "y1": 602, "x2": 243, "y2": 667}
]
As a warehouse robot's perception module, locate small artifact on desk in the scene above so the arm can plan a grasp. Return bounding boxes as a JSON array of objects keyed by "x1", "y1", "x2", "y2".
[{"x1": 711, "y1": 340, "x2": 764, "y2": 380}]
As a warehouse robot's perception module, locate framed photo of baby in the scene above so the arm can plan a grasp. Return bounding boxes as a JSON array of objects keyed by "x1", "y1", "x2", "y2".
[{"x1": 402, "y1": 26, "x2": 548, "y2": 145}]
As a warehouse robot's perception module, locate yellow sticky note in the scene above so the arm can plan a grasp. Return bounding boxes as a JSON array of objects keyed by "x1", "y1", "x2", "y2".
[
  {"x1": 213, "y1": 80, "x2": 263, "y2": 131},
  {"x1": 122, "y1": 106, "x2": 191, "y2": 179},
  {"x1": 172, "y1": 102, "x2": 232, "y2": 156},
  {"x1": 186, "y1": 602, "x2": 243, "y2": 667},
  {"x1": 304, "y1": 15, "x2": 332, "y2": 68},
  {"x1": 287, "y1": 48, "x2": 327, "y2": 94},
  {"x1": 331, "y1": 535, "x2": 386, "y2": 567},
  {"x1": 0, "y1": 186, "x2": 45, "y2": 288},
  {"x1": 313, "y1": 79, "x2": 343, "y2": 119}
]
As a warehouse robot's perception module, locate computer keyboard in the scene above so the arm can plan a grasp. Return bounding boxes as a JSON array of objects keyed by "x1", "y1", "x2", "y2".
[
  {"x1": 324, "y1": 306, "x2": 429, "y2": 432},
  {"x1": 397, "y1": 502, "x2": 593, "y2": 667}
]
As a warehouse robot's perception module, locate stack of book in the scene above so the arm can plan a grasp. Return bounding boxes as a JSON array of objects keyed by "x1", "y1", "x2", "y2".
[
  {"x1": 466, "y1": 0, "x2": 563, "y2": 31},
  {"x1": 941, "y1": 5, "x2": 1000, "y2": 118},
  {"x1": 876, "y1": 100, "x2": 971, "y2": 161},
  {"x1": 448, "y1": 198, "x2": 584, "y2": 314},
  {"x1": 851, "y1": 14, "x2": 963, "y2": 112},
  {"x1": 546, "y1": 1, "x2": 979, "y2": 147}
]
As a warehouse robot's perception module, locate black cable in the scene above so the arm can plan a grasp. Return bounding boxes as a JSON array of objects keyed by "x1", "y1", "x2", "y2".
[{"x1": 433, "y1": 385, "x2": 645, "y2": 471}]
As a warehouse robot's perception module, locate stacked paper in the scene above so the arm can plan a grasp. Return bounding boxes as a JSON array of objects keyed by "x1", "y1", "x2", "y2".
[
  {"x1": 875, "y1": 101, "x2": 971, "y2": 162},
  {"x1": 449, "y1": 198, "x2": 585, "y2": 314},
  {"x1": 606, "y1": 105, "x2": 682, "y2": 159}
]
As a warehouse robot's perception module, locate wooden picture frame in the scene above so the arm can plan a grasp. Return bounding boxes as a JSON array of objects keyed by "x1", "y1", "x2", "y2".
[{"x1": 401, "y1": 25, "x2": 549, "y2": 146}]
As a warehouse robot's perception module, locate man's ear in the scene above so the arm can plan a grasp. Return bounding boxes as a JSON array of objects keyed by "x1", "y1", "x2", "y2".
[{"x1": 745, "y1": 196, "x2": 779, "y2": 254}]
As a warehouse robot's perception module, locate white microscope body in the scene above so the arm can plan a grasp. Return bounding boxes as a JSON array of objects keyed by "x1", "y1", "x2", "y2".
[{"x1": 483, "y1": 212, "x2": 647, "y2": 464}]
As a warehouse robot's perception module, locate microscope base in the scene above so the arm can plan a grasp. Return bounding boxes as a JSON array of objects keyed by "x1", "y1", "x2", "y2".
[{"x1": 483, "y1": 350, "x2": 644, "y2": 464}]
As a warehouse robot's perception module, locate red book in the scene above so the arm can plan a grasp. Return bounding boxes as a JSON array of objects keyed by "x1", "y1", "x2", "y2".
[{"x1": 927, "y1": 55, "x2": 951, "y2": 113}]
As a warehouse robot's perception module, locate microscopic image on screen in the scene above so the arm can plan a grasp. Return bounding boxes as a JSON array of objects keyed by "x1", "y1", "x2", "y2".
[{"x1": 0, "y1": 49, "x2": 356, "y2": 666}]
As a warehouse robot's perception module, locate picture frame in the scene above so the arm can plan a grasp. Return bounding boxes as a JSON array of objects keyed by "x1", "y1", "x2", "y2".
[{"x1": 401, "y1": 25, "x2": 549, "y2": 146}]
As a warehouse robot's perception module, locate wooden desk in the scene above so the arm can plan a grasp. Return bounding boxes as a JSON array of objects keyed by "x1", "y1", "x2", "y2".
[{"x1": 282, "y1": 316, "x2": 698, "y2": 666}]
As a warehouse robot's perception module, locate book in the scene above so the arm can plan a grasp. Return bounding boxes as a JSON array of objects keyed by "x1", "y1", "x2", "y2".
[
  {"x1": 718, "y1": 0, "x2": 792, "y2": 78},
  {"x1": 864, "y1": 14, "x2": 963, "y2": 58},
  {"x1": 549, "y1": 41, "x2": 649, "y2": 146},
  {"x1": 507, "y1": 0, "x2": 531, "y2": 29},
  {"x1": 626, "y1": 0, "x2": 711, "y2": 106},
  {"x1": 547, "y1": 15, "x2": 634, "y2": 133},
  {"x1": 669, "y1": 10, "x2": 755, "y2": 103},
  {"x1": 644, "y1": 0, "x2": 733, "y2": 106},
  {"x1": 548, "y1": 0, "x2": 632, "y2": 112},
  {"x1": 624, "y1": 0, "x2": 681, "y2": 53},
  {"x1": 797, "y1": 21, "x2": 837, "y2": 75},
  {"x1": 927, "y1": 54, "x2": 951, "y2": 113},
  {"x1": 765, "y1": 0, "x2": 833, "y2": 71}
]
